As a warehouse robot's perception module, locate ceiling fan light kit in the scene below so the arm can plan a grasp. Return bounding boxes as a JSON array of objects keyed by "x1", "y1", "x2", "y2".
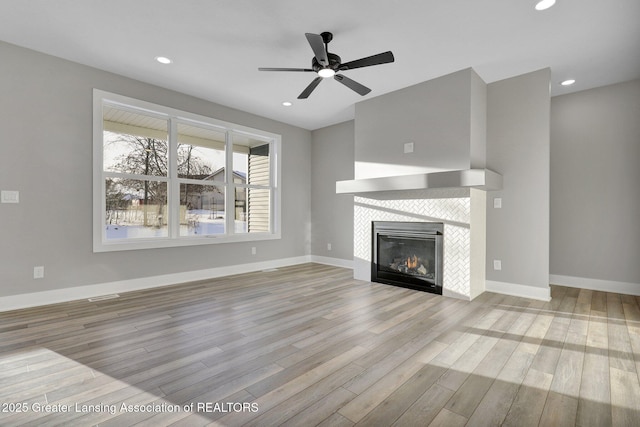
[
  {"x1": 259, "y1": 32, "x2": 395, "y2": 99},
  {"x1": 318, "y1": 68, "x2": 336, "y2": 78}
]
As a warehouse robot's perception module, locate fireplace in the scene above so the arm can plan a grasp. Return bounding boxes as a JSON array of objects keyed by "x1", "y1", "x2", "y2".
[{"x1": 371, "y1": 221, "x2": 444, "y2": 294}]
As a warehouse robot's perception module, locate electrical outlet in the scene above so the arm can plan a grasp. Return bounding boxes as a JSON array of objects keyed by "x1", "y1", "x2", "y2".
[
  {"x1": 493, "y1": 198, "x2": 502, "y2": 209},
  {"x1": 1, "y1": 190, "x2": 19, "y2": 204},
  {"x1": 493, "y1": 260, "x2": 502, "y2": 271},
  {"x1": 327, "y1": 243, "x2": 332, "y2": 251},
  {"x1": 251, "y1": 247, "x2": 257, "y2": 255},
  {"x1": 34, "y1": 266, "x2": 44, "y2": 279}
]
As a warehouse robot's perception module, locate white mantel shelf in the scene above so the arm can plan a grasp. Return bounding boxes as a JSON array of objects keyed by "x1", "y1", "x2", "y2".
[{"x1": 336, "y1": 169, "x2": 503, "y2": 195}]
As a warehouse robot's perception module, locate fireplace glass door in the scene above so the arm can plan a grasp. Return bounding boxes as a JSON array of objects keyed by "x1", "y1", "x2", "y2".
[
  {"x1": 372, "y1": 221, "x2": 443, "y2": 294},
  {"x1": 378, "y1": 235, "x2": 436, "y2": 280}
]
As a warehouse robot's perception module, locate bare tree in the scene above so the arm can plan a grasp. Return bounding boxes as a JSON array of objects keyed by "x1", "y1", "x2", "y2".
[
  {"x1": 108, "y1": 136, "x2": 168, "y2": 225},
  {"x1": 106, "y1": 133, "x2": 214, "y2": 227},
  {"x1": 177, "y1": 143, "x2": 213, "y2": 207}
]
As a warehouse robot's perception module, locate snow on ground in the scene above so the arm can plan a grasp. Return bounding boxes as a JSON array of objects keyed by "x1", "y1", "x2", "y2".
[{"x1": 105, "y1": 210, "x2": 247, "y2": 239}]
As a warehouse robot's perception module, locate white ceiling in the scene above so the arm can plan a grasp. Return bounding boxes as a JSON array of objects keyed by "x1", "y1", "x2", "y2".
[{"x1": 1, "y1": 0, "x2": 638, "y2": 130}]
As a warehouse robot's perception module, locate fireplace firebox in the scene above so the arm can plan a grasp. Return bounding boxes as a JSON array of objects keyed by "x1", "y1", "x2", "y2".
[{"x1": 371, "y1": 221, "x2": 443, "y2": 294}]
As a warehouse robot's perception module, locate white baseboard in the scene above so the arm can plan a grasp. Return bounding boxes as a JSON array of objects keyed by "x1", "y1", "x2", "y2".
[
  {"x1": 485, "y1": 280, "x2": 551, "y2": 302},
  {"x1": 549, "y1": 274, "x2": 640, "y2": 296},
  {"x1": 0, "y1": 256, "x2": 312, "y2": 312},
  {"x1": 309, "y1": 255, "x2": 354, "y2": 269}
]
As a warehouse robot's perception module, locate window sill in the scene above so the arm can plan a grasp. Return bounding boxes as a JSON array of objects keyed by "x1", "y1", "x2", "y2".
[{"x1": 93, "y1": 232, "x2": 281, "y2": 253}]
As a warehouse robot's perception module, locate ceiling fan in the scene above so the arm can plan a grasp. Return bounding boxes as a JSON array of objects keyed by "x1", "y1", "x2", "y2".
[{"x1": 259, "y1": 32, "x2": 395, "y2": 99}]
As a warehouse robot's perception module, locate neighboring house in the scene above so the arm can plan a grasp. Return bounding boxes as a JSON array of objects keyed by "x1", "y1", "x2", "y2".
[
  {"x1": 181, "y1": 168, "x2": 246, "y2": 218},
  {"x1": 192, "y1": 152, "x2": 270, "y2": 234},
  {"x1": 207, "y1": 167, "x2": 247, "y2": 184}
]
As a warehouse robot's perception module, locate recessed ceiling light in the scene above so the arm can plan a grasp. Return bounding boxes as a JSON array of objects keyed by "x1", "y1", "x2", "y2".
[
  {"x1": 561, "y1": 79, "x2": 576, "y2": 86},
  {"x1": 155, "y1": 56, "x2": 172, "y2": 65},
  {"x1": 318, "y1": 68, "x2": 336, "y2": 78},
  {"x1": 535, "y1": 0, "x2": 556, "y2": 10},
  {"x1": 282, "y1": 101, "x2": 292, "y2": 107}
]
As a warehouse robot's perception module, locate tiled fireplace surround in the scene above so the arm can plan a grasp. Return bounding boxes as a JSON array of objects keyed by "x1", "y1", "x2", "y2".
[{"x1": 352, "y1": 188, "x2": 486, "y2": 301}]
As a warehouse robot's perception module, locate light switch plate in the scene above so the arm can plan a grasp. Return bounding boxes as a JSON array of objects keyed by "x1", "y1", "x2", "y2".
[
  {"x1": 493, "y1": 198, "x2": 502, "y2": 209},
  {"x1": 493, "y1": 260, "x2": 502, "y2": 271},
  {"x1": 1, "y1": 190, "x2": 19, "y2": 204},
  {"x1": 403, "y1": 142, "x2": 414, "y2": 154}
]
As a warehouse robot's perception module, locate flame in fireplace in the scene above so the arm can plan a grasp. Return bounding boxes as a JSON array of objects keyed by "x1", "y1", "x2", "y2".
[{"x1": 407, "y1": 255, "x2": 419, "y2": 269}]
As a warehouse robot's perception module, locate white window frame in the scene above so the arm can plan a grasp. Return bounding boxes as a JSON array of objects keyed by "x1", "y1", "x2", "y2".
[{"x1": 93, "y1": 89, "x2": 281, "y2": 252}]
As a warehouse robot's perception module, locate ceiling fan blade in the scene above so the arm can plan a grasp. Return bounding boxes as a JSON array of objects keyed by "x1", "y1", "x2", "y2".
[
  {"x1": 298, "y1": 76, "x2": 323, "y2": 99},
  {"x1": 305, "y1": 33, "x2": 329, "y2": 67},
  {"x1": 339, "y1": 51, "x2": 395, "y2": 71},
  {"x1": 334, "y1": 74, "x2": 371, "y2": 96},
  {"x1": 258, "y1": 67, "x2": 314, "y2": 72}
]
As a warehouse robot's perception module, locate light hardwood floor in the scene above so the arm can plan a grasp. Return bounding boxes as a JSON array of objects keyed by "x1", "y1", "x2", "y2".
[{"x1": 1, "y1": 263, "x2": 639, "y2": 426}]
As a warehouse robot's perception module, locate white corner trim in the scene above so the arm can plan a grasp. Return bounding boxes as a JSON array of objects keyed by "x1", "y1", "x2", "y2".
[
  {"x1": 0, "y1": 256, "x2": 311, "y2": 313},
  {"x1": 485, "y1": 280, "x2": 551, "y2": 302},
  {"x1": 549, "y1": 274, "x2": 640, "y2": 296},
  {"x1": 310, "y1": 255, "x2": 354, "y2": 269}
]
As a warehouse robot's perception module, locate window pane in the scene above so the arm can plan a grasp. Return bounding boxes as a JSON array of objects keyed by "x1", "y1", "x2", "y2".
[
  {"x1": 105, "y1": 178, "x2": 168, "y2": 239},
  {"x1": 179, "y1": 183, "x2": 225, "y2": 236},
  {"x1": 236, "y1": 187, "x2": 270, "y2": 233},
  {"x1": 177, "y1": 123, "x2": 226, "y2": 181},
  {"x1": 232, "y1": 134, "x2": 270, "y2": 186},
  {"x1": 95, "y1": 91, "x2": 280, "y2": 251},
  {"x1": 103, "y1": 106, "x2": 168, "y2": 176}
]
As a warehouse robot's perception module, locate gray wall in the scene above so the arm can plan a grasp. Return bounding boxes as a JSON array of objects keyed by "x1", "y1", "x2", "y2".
[
  {"x1": 550, "y1": 79, "x2": 640, "y2": 284},
  {"x1": 0, "y1": 41, "x2": 311, "y2": 298},
  {"x1": 470, "y1": 71, "x2": 488, "y2": 168},
  {"x1": 310, "y1": 121, "x2": 355, "y2": 260},
  {"x1": 486, "y1": 69, "x2": 551, "y2": 289},
  {"x1": 6, "y1": 34, "x2": 633, "y2": 303},
  {"x1": 354, "y1": 69, "x2": 479, "y2": 179}
]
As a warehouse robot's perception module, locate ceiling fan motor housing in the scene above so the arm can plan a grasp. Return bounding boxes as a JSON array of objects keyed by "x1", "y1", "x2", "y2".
[{"x1": 312, "y1": 53, "x2": 341, "y2": 73}]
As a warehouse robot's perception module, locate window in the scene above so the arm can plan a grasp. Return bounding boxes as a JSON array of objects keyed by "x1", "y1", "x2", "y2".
[{"x1": 93, "y1": 90, "x2": 281, "y2": 252}]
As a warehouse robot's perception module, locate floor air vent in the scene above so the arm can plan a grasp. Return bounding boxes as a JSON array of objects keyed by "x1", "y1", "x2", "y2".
[{"x1": 88, "y1": 294, "x2": 120, "y2": 302}]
